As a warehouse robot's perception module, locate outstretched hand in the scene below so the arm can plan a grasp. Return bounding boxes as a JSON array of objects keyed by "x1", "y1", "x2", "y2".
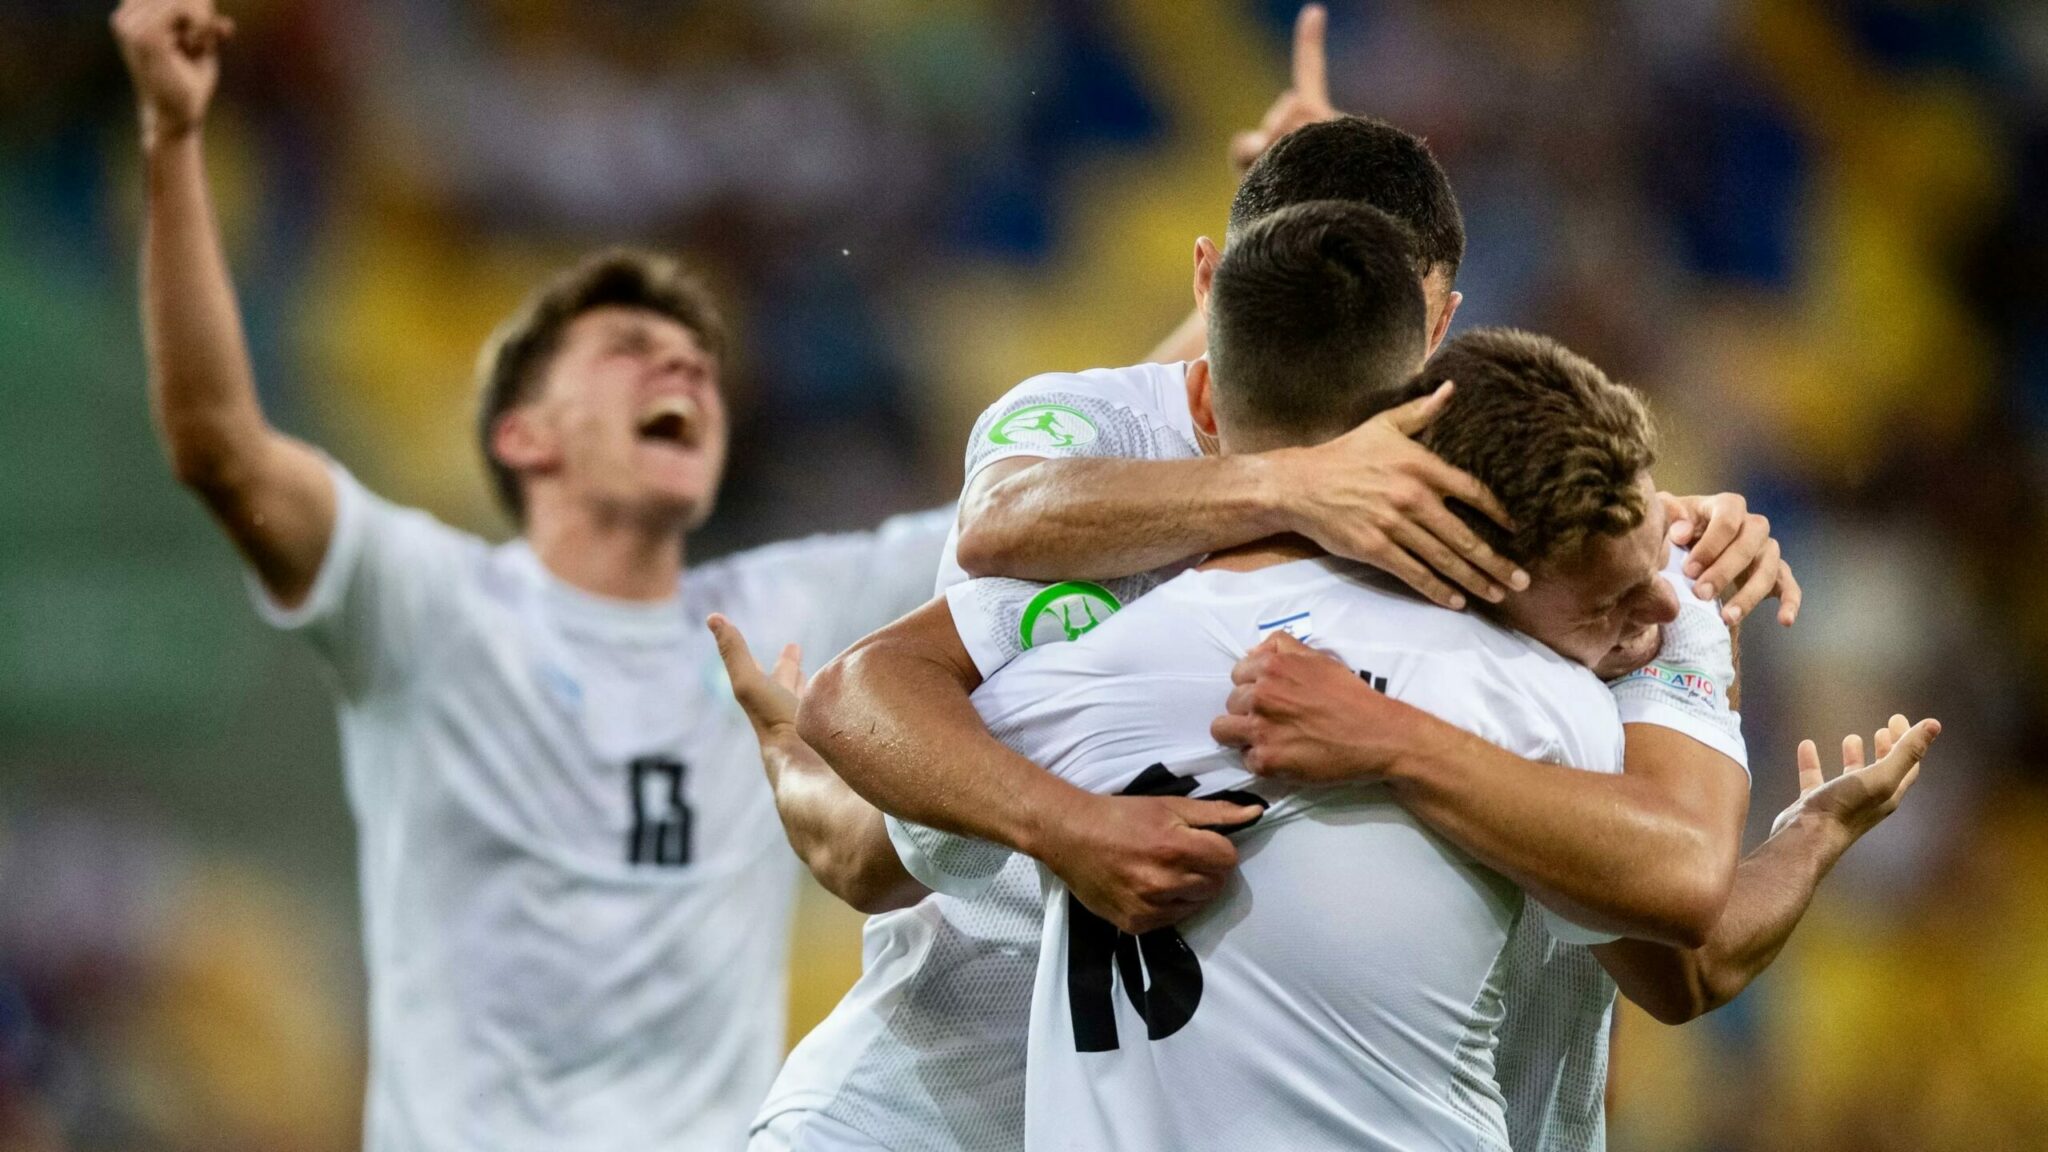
[
  {"x1": 1773, "y1": 714, "x2": 1940, "y2": 840},
  {"x1": 1278, "y1": 382, "x2": 1528, "y2": 611},
  {"x1": 112, "y1": 0, "x2": 236, "y2": 143},
  {"x1": 1231, "y1": 4, "x2": 1340, "y2": 172}
]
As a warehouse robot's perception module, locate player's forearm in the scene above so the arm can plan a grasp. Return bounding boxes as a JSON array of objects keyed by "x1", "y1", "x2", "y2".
[
  {"x1": 1384, "y1": 721, "x2": 1732, "y2": 948},
  {"x1": 1690, "y1": 813, "x2": 1849, "y2": 1006},
  {"x1": 762, "y1": 735, "x2": 928, "y2": 914},
  {"x1": 956, "y1": 453, "x2": 1291, "y2": 582},
  {"x1": 1143, "y1": 308, "x2": 1207, "y2": 365},
  {"x1": 140, "y1": 130, "x2": 271, "y2": 494},
  {"x1": 1598, "y1": 813, "x2": 1849, "y2": 1023},
  {"x1": 799, "y1": 638, "x2": 1087, "y2": 861}
]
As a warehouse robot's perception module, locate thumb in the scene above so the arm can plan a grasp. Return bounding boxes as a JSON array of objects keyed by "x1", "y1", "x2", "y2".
[
  {"x1": 1886, "y1": 718, "x2": 1941, "y2": 769},
  {"x1": 1169, "y1": 795, "x2": 1266, "y2": 834},
  {"x1": 1381, "y1": 380, "x2": 1454, "y2": 436},
  {"x1": 771, "y1": 643, "x2": 805, "y2": 696}
]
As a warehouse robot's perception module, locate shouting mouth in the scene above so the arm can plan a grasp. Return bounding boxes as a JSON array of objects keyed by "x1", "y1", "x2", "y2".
[{"x1": 637, "y1": 395, "x2": 702, "y2": 451}]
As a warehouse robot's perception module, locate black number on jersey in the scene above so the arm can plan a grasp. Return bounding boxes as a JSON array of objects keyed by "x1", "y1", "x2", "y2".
[
  {"x1": 1067, "y1": 763, "x2": 1263, "y2": 1052},
  {"x1": 627, "y1": 756, "x2": 694, "y2": 866}
]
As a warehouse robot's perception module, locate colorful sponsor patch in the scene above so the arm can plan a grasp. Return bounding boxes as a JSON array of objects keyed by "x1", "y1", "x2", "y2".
[
  {"x1": 988, "y1": 403, "x2": 1099, "y2": 450},
  {"x1": 1622, "y1": 661, "x2": 1719, "y2": 703}
]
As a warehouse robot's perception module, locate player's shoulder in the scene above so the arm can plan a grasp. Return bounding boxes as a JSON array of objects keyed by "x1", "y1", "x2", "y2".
[
  {"x1": 991, "y1": 360, "x2": 1188, "y2": 420},
  {"x1": 338, "y1": 463, "x2": 495, "y2": 569}
]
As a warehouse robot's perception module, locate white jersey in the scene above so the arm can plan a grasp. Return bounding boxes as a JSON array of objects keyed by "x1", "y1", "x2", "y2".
[
  {"x1": 1494, "y1": 547, "x2": 1748, "y2": 1152},
  {"x1": 256, "y1": 464, "x2": 949, "y2": 1152},
  {"x1": 754, "y1": 362, "x2": 1197, "y2": 1152},
  {"x1": 931, "y1": 558, "x2": 1625, "y2": 1152}
]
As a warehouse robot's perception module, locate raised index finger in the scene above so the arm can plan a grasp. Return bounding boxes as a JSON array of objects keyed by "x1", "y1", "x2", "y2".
[{"x1": 1292, "y1": 4, "x2": 1328, "y2": 105}]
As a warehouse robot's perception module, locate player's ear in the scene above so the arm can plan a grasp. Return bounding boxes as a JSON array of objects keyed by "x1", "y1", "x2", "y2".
[
  {"x1": 1186, "y1": 359, "x2": 1219, "y2": 440},
  {"x1": 492, "y1": 405, "x2": 561, "y2": 474},
  {"x1": 1428, "y1": 288, "x2": 1462, "y2": 357},
  {"x1": 1193, "y1": 236, "x2": 1222, "y2": 318}
]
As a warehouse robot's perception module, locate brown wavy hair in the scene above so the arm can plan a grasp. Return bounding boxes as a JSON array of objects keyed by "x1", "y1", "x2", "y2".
[{"x1": 1406, "y1": 328, "x2": 1657, "y2": 568}]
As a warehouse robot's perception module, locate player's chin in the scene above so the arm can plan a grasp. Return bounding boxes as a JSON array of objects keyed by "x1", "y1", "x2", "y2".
[
  {"x1": 630, "y1": 467, "x2": 718, "y2": 529},
  {"x1": 1592, "y1": 625, "x2": 1663, "y2": 679}
]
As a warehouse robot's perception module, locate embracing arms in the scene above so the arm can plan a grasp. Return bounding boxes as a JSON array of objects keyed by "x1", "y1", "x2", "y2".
[
  {"x1": 1212, "y1": 635, "x2": 1748, "y2": 948},
  {"x1": 114, "y1": 0, "x2": 334, "y2": 606},
  {"x1": 956, "y1": 385, "x2": 1527, "y2": 611}
]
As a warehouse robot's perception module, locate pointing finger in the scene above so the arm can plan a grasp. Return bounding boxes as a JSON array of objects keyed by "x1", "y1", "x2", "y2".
[{"x1": 1292, "y1": 3, "x2": 1329, "y2": 106}]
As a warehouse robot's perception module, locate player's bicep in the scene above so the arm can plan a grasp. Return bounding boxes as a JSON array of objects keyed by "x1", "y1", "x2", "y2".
[
  {"x1": 1621, "y1": 723, "x2": 1750, "y2": 855},
  {"x1": 203, "y1": 432, "x2": 337, "y2": 611}
]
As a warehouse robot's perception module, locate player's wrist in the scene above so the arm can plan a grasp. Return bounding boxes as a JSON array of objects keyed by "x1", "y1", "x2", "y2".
[
  {"x1": 141, "y1": 114, "x2": 205, "y2": 160},
  {"x1": 1781, "y1": 806, "x2": 1858, "y2": 861},
  {"x1": 1246, "y1": 446, "x2": 1316, "y2": 538}
]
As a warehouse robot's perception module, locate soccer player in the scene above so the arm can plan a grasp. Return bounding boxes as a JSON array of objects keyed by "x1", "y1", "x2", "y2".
[
  {"x1": 899, "y1": 204, "x2": 1772, "y2": 1151},
  {"x1": 111, "y1": 3, "x2": 958, "y2": 1147}
]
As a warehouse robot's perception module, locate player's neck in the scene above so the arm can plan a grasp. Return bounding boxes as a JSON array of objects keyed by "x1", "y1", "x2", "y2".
[
  {"x1": 524, "y1": 503, "x2": 686, "y2": 602},
  {"x1": 1200, "y1": 533, "x2": 1325, "y2": 573}
]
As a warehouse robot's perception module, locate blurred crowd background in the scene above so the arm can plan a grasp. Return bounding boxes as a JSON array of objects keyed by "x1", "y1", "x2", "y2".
[{"x1": 2, "y1": 0, "x2": 2045, "y2": 1149}]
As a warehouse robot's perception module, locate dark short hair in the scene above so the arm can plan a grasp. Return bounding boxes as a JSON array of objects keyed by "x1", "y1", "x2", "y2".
[
  {"x1": 1228, "y1": 115, "x2": 1465, "y2": 281},
  {"x1": 1206, "y1": 200, "x2": 1428, "y2": 444},
  {"x1": 475, "y1": 248, "x2": 727, "y2": 523},
  {"x1": 1396, "y1": 328, "x2": 1658, "y2": 568}
]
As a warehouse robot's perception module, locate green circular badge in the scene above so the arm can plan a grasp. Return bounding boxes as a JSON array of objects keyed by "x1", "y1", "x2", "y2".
[
  {"x1": 1019, "y1": 581, "x2": 1121, "y2": 649},
  {"x1": 988, "y1": 404, "x2": 1099, "y2": 450}
]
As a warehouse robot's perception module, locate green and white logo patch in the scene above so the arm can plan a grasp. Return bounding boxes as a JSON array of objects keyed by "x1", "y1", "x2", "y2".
[
  {"x1": 1019, "y1": 581, "x2": 1121, "y2": 649},
  {"x1": 988, "y1": 404, "x2": 1098, "y2": 450}
]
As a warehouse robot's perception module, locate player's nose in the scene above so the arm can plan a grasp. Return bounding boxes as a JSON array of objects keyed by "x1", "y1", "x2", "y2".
[{"x1": 1642, "y1": 579, "x2": 1681, "y2": 626}]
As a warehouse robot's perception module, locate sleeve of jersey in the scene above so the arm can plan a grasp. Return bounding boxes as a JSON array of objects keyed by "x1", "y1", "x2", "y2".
[
  {"x1": 1605, "y1": 566, "x2": 1750, "y2": 776},
  {"x1": 884, "y1": 814, "x2": 1013, "y2": 900},
  {"x1": 944, "y1": 570, "x2": 1162, "y2": 681},
  {"x1": 245, "y1": 461, "x2": 473, "y2": 699},
  {"x1": 961, "y1": 380, "x2": 1167, "y2": 485}
]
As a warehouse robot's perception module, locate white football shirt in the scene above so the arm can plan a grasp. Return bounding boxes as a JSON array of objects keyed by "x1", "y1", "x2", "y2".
[
  {"x1": 1494, "y1": 547, "x2": 1748, "y2": 1152},
  {"x1": 942, "y1": 558, "x2": 1625, "y2": 1152},
  {"x1": 255, "y1": 463, "x2": 950, "y2": 1152},
  {"x1": 753, "y1": 362, "x2": 1197, "y2": 1152}
]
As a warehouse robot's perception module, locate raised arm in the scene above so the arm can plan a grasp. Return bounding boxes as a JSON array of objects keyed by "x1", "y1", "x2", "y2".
[
  {"x1": 708, "y1": 615, "x2": 926, "y2": 914},
  {"x1": 958, "y1": 384, "x2": 1527, "y2": 611},
  {"x1": 1598, "y1": 715, "x2": 1938, "y2": 1023},
  {"x1": 1149, "y1": 4, "x2": 1339, "y2": 365},
  {"x1": 115, "y1": 0, "x2": 335, "y2": 607},
  {"x1": 1212, "y1": 632, "x2": 1747, "y2": 947},
  {"x1": 798, "y1": 598, "x2": 1261, "y2": 934}
]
